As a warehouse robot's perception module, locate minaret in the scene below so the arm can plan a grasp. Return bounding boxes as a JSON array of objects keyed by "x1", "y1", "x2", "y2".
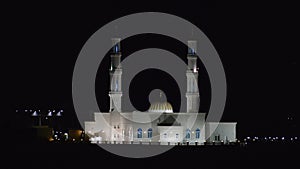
[
  {"x1": 109, "y1": 38, "x2": 122, "y2": 112},
  {"x1": 186, "y1": 40, "x2": 200, "y2": 113}
]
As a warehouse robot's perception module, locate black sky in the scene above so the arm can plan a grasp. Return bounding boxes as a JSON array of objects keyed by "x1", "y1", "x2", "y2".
[{"x1": 12, "y1": 1, "x2": 299, "y2": 138}]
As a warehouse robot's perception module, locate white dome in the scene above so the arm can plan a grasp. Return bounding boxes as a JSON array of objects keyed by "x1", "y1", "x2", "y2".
[{"x1": 148, "y1": 102, "x2": 173, "y2": 113}]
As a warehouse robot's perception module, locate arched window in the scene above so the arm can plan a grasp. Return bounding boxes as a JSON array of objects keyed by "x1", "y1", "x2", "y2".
[
  {"x1": 114, "y1": 44, "x2": 119, "y2": 53},
  {"x1": 196, "y1": 128, "x2": 200, "y2": 139},
  {"x1": 186, "y1": 129, "x2": 191, "y2": 139},
  {"x1": 188, "y1": 47, "x2": 194, "y2": 55},
  {"x1": 215, "y1": 134, "x2": 220, "y2": 141},
  {"x1": 147, "y1": 128, "x2": 153, "y2": 138},
  {"x1": 188, "y1": 47, "x2": 196, "y2": 55},
  {"x1": 164, "y1": 133, "x2": 167, "y2": 138},
  {"x1": 115, "y1": 79, "x2": 118, "y2": 91},
  {"x1": 137, "y1": 128, "x2": 143, "y2": 138}
]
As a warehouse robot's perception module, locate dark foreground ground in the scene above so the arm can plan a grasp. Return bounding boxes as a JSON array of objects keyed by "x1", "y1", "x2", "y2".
[{"x1": 12, "y1": 142, "x2": 299, "y2": 169}]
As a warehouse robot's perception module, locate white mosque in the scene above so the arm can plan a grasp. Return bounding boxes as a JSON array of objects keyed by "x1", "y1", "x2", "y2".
[{"x1": 84, "y1": 38, "x2": 237, "y2": 145}]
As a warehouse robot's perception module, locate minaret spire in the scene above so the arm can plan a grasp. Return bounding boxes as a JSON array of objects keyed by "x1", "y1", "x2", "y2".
[
  {"x1": 186, "y1": 40, "x2": 200, "y2": 113},
  {"x1": 109, "y1": 38, "x2": 122, "y2": 112}
]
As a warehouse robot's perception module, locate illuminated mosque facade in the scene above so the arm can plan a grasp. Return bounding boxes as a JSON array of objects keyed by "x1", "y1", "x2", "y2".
[{"x1": 85, "y1": 38, "x2": 236, "y2": 145}]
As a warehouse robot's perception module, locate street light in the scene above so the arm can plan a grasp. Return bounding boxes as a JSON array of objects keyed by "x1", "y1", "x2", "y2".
[
  {"x1": 31, "y1": 110, "x2": 42, "y2": 126},
  {"x1": 32, "y1": 111, "x2": 38, "y2": 116},
  {"x1": 56, "y1": 110, "x2": 62, "y2": 116},
  {"x1": 47, "y1": 110, "x2": 52, "y2": 116}
]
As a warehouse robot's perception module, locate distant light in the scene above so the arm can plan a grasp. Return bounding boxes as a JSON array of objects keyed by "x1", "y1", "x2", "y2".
[
  {"x1": 25, "y1": 110, "x2": 28, "y2": 112},
  {"x1": 291, "y1": 138, "x2": 293, "y2": 141},
  {"x1": 32, "y1": 111, "x2": 38, "y2": 116},
  {"x1": 264, "y1": 137, "x2": 267, "y2": 140},
  {"x1": 282, "y1": 137, "x2": 285, "y2": 140},
  {"x1": 56, "y1": 111, "x2": 62, "y2": 116},
  {"x1": 269, "y1": 137, "x2": 271, "y2": 139},
  {"x1": 38, "y1": 110, "x2": 41, "y2": 112},
  {"x1": 47, "y1": 111, "x2": 52, "y2": 116},
  {"x1": 16, "y1": 110, "x2": 18, "y2": 112},
  {"x1": 29, "y1": 110, "x2": 32, "y2": 112},
  {"x1": 247, "y1": 137, "x2": 250, "y2": 139},
  {"x1": 295, "y1": 137, "x2": 298, "y2": 140},
  {"x1": 53, "y1": 110, "x2": 55, "y2": 112}
]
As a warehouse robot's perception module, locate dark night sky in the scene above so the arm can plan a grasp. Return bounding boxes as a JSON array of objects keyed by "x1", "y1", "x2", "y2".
[{"x1": 12, "y1": 1, "x2": 299, "y2": 138}]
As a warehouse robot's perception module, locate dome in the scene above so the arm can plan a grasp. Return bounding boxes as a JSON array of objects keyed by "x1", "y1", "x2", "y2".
[{"x1": 148, "y1": 102, "x2": 173, "y2": 113}]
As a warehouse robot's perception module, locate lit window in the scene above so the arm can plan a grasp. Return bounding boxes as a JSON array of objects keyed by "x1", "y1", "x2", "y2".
[
  {"x1": 116, "y1": 80, "x2": 118, "y2": 91},
  {"x1": 196, "y1": 128, "x2": 200, "y2": 139},
  {"x1": 147, "y1": 128, "x2": 153, "y2": 138},
  {"x1": 137, "y1": 128, "x2": 143, "y2": 138},
  {"x1": 186, "y1": 129, "x2": 191, "y2": 139},
  {"x1": 188, "y1": 47, "x2": 195, "y2": 55},
  {"x1": 115, "y1": 45, "x2": 118, "y2": 52},
  {"x1": 164, "y1": 133, "x2": 167, "y2": 138},
  {"x1": 113, "y1": 44, "x2": 119, "y2": 53}
]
